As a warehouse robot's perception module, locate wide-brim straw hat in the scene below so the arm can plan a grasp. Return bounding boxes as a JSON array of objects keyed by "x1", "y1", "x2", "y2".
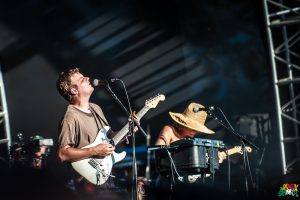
[{"x1": 169, "y1": 102, "x2": 214, "y2": 134}]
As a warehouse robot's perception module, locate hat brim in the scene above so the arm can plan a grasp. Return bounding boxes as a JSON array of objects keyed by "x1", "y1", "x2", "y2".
[{"x1": 169, "y1": 112, "x2": 215, "y2": 134}]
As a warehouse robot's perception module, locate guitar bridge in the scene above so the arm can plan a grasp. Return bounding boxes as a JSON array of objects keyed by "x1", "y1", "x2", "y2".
[{"x1": 89, "y1": 159, "x2": 114, "y2": 179}]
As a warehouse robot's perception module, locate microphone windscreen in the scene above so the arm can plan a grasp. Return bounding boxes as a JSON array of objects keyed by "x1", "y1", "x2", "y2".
[{"x1": 92, "y1": 79, "x2": 99, "y2": 87}]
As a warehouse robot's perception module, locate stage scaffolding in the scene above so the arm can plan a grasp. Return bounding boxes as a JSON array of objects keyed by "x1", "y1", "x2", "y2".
[
  {"x1": 0, "y1": 65, "x2": 11, "y2": 160},
  {"x1": 263, "y1": 0, "x2": 300, "y2": 174}
]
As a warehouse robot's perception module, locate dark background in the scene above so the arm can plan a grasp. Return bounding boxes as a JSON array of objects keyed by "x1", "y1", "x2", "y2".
[{"x1": 0, "y1": 0, "x2": 285, "y2": 199}]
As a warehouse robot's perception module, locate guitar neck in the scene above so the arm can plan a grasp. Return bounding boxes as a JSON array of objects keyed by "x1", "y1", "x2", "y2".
[
  {"x1": 112, "y1": 106, "x2": 149, "y2": 145},
  {"x1": 226, "y1": 148, "x2": 239, "y2": 156}
]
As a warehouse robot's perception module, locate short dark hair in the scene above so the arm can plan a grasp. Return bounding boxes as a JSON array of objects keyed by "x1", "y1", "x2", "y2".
[{"x1": 56, "y1": 68, "x2": 80, "y2": 102}]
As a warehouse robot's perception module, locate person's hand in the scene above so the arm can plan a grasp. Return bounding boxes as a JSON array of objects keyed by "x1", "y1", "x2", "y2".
[
  {"x1": 129, "y1": 111, "x2": 140, "y2": 133},
  {"x1": 218, "y1": 151, "x2": 227, "y2": 163},
  {"x1": 92, "y1": 142, "x2": 115, "y2": 157}
]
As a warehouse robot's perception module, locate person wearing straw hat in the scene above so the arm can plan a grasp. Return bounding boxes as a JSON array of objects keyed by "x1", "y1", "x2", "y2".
[
  {"x1": 155, "y1": 102, "x2": 226, "y2": 163},
  {"x1": 152, "y1": 102, "x2": 228, "y2": 198}
]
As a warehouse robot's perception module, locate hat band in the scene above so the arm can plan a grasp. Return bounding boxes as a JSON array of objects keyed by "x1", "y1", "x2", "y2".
[{"x1": 174, "y1": 115, "x2": 188, "y2": 126}]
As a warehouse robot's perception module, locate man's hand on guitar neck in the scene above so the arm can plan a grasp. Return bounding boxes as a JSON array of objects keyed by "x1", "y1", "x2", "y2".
[
  {"x1": 108, "y1": 111, "x2": 140, "y2": 140},
  {"x1": 129, "y1": 111, "x2": 140, "y2": 133}
]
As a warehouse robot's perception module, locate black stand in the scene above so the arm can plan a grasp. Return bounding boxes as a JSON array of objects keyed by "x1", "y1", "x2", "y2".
[
  {"x1": 207, "y1": 111, "x2": 259, "y2": 151},
  {"x1": 105, "y1": 84, "x2": 147, "y2": 137},
  {"x1": 105, "y1": 83, "x2": 147, "y2": 200},
  {"x1": 206, "y1": 109, "x2": 259, "y2": 196}
]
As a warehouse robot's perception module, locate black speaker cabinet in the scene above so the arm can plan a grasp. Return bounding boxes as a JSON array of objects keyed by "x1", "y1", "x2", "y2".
[{"x1": 155, "y1": 145, "x2": 219, "y2": 175}]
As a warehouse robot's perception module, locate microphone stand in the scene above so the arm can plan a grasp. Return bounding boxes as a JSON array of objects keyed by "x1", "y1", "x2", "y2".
[
  {"x1": 206, "y1": 111, "x2": 259, "y2": 197},
  {"x1": 105, "y1": 83, "x2": 147, "y2": 200},
  {"x1": 105, "y1": 83, "x2": 148, "y2": 137},
  {"x1": 207, "y1": 112, "x2": 259, "y2": 150}
]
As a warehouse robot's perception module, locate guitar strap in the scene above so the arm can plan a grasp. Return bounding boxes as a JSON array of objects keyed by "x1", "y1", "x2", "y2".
[{"x1": 89, "y1": 104, "x2": 108, "y2": 130}]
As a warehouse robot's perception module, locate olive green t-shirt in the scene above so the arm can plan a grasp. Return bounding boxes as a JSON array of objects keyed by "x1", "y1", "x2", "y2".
[{"x1": 58, "y1": 103, "x2": 109, "y2": 149}]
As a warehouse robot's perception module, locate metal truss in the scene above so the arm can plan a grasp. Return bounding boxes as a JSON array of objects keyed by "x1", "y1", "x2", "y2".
[
  {"x1": 263, "y1": 0, "x2": 300, "y2": 174},
  {"x1": 0, "y1": 65, "x2": 11, "y2": 159}
]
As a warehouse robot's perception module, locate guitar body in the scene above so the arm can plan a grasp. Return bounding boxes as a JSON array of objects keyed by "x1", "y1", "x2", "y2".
[
  {"x1": 71, "y1": 94, "x2": 166, "y2": 185},
  {"x1": 71, "y1": 126, "x2": 126, "y2": 185}
]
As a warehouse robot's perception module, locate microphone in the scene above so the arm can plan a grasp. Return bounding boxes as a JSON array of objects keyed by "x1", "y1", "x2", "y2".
[
  {"x1": 92, "y1": 78, "x2": 120, "y2": 87},
  {"x1": 92, "y1": 79, "x2": 108, "y2": 87},
  {"x1": 193, "y1": 106, "x2": 215, "y2": 113},
  {"x1": 110, "y1": 78, "x2": 120, "y2": 82}
]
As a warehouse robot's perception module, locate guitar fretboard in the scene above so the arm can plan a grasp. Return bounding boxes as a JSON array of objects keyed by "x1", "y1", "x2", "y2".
[{"x1": 112, "y1": 106, "x2": 149, "y2": 145}]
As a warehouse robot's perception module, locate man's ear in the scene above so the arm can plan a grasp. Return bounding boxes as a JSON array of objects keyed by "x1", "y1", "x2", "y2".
[{"x1": 70, "y1": 88, "x2": 78, "y2": 95}]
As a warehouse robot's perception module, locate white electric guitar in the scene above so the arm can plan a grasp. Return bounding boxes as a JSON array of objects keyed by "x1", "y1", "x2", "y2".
[{"x1": 71, "y1": 94, "x2": 165, "y2": 185}]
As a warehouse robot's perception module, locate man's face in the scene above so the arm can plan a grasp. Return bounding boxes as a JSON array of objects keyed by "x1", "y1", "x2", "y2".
[{"x1": 70, "y1": 72, "x2": 94, "y2": 97}]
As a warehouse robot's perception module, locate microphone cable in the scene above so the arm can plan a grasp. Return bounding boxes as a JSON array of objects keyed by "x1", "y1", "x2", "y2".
[
  {"x1": 214, "y1": 106, "x2": 235, "y2": 131},
  {"x1": 114, "y1": 78, "x2": 139, "y2": 200}
]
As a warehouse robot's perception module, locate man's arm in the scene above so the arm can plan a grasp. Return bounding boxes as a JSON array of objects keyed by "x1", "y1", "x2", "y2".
[{"x1": 58, "y1": 142, "x2": 115, "y2": 162}]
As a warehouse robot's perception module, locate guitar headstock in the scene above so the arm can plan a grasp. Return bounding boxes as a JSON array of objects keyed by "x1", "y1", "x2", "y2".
[
  {"x1": 234, "y1": 146, "x2": 252, "y2": 154},
  {"x1": 145, "y1": 94, "x2": 166, "y2": 108}
]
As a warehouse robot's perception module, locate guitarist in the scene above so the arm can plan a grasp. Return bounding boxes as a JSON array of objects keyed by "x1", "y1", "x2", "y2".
[{"x1": 56, "y1": 68, "x2": 137, "y2": 199}]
